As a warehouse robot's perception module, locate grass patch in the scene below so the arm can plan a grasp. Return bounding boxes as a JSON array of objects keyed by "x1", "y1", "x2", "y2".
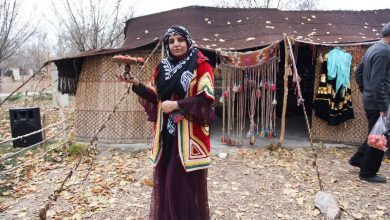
[
  {"x1": 6, "y1": 92, "x2": 23, "y2": 101},
  {"x1": 0, "y1": 143, "x2": 13, "y2": 154},
  {"x1": 0, "y1": 140, "x2": 58, "y2": 170},
  {"x1": 34, "y1": 92, "x2": 53, "y2": 101},
  {"x1": 67, "y1": 143, "x2": 86, "y2": 156}
]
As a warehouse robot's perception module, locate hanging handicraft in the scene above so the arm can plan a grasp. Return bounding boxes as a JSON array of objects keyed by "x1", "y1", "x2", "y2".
[{"x1": 218, "y1": 42, "x2": 280, "y2": 146}]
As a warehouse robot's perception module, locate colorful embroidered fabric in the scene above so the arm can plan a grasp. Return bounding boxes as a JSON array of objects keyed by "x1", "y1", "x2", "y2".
[
  {"x1": 148, "y1": 50, "x2": 215, "y2": 172},
  {"x1": 218, "y1": 42, "x2": 279, "y2": 68}
]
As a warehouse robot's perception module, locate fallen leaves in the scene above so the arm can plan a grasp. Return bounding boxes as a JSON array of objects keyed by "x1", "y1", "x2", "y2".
[
  {"x1": 142, "y1": 177, "x2": 153, "y2": 187},
  {"x1": 1, "y1": 140, "x2": 389, "y2": 219},
  {"x1": 125, "y1": 175, "x2": 136, "y2": 182},
  {"x1": 2, "y1": 191, "x2": 11, "y2": 196}
]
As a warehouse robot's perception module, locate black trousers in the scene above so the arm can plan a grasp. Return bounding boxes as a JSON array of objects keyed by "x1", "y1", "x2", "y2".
[{"x1": 350, "y1": 109, "x2": 386, "y2": 177}]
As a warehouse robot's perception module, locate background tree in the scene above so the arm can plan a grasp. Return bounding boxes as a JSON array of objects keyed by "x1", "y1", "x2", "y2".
[
  {"x1": 2, "y1": 32, "x2": 49, "y2": 77},
  {"x1": 212, "y1": 0, "x2": 319, "y2": 10},
  {"x1": 50, "y1": 0, "x2": 134, "y2": 57},
  {"x1": 0, "y1": 0, "x2": 37, "y2": 64},
  {"x1": 19, "y1": 33, "x2": 51, "y2": 71}
]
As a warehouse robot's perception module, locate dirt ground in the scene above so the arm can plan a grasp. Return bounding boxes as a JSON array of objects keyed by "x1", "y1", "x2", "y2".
[
  {"x1": 0, "y1": 99, "x2": 390, "y2": 220},
  {"x1": 0, "y1": 144, "x2": 389, "y2": 219}
]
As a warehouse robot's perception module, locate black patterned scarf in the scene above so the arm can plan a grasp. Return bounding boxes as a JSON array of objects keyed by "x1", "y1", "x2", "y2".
[{"x1": 156, "y1": 25, "x2": 199, "y2": 101}]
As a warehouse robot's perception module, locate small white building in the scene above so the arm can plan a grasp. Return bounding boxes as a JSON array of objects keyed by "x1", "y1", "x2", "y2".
[{"x1": 10, "y1": 68, "x2": 21, "y2": 81}]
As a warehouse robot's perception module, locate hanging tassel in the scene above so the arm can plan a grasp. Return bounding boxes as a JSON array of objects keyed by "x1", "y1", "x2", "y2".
[
  {"x1": 259, "y1": 129, "x2": 264, "y2": 138},
  {"x1": 232, "y1": 84, "x2": 238, "y2": 93},
  {"x1": 248, "y1": 78, "x2": 256, "y2": 87},
  {"x1": 268, "y1": 131, "x2": 273, "y2": 138},
  {"x1": 223, "y1": 91, "x2": 228, "y2": 98},
  {"x1": 256, "y1": 89, "x2": 261, "y2": 98},
  {"x1": 271, "y1": 82, "x2": 276, "y2": 92},
  {"x1": 220, "y1": 135, "x2": 225, "y2": 143},
  {"x1": 226, "y1": 137, "x2": 232, "y2": 145},
  {"x1": 264, "y1": 130, "x2": 268, "y2": 138},
  {"x1": 272, "y1": 130, "x2": 277, "y2": 137},
  {"x1": 219, "y1": 96, "x2": 224, "y2": 104},
  {"x1": 259, "y1": 80, "x2": 263, "y2": 88},
  {"x1": 250, "y1": 135, "x2": 256, "y2": 145},
  {"x1": 237, "y1": 84, "x2": 243, "y2": 93},
  {"x1": 272, "y1": 98, "x2": 277, "y2": 105}
]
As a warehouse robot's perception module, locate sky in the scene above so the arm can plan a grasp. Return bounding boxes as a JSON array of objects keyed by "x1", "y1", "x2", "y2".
[
  {"x1": 23, "y1": 0, "x2": 390, "y2": 19},
  {"x1": 131, "y1": 0, "x2": 390, "y2": 16},
  {"x1": 18, "y1": 0, "x2": 390, "y2": 46}
]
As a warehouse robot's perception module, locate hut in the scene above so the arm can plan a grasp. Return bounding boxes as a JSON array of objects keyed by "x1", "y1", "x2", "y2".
[{"x1": 52, "y1": 6, "x2": 390, "y2": 146}]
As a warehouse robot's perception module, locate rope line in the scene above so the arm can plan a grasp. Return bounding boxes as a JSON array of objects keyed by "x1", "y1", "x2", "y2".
[
  {"x1": 0, "y1": 119, "x2": 67, "y2": 145},
  {"x1": 38, "y1": 41, "x2": 162, "y2": 219},
  {"x1": 0, "y1": 64, "x2": 47, "y2": 107},
  {"x1": 286, "y1": 36, "x2": 324, "y2": 191},
  {"x1": 1, "y1": 140, "x2": 70, "y2": 175},
  {"x1": 0, "y1": 125, "x2": 72, "y2": 162}
]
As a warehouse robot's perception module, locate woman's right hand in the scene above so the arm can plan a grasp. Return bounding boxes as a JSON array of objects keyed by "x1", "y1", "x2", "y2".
[{"x1": 116, "y1": 72, "x2": 140, "y2": 86}]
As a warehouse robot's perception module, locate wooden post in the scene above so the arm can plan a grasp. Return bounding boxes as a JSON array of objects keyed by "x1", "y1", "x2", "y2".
[
  {"x1": 47, "y1": 53, "x2": 52, "y2": 89},
  {"x1": 51, "y1": 60, "x2": 69, "y2": 150},
  {"x1": 279, "y1": 36, "x2": 290, "y2": 145},
  {"x1": 24, "y1": 90, "x2": 28, "y2": 107},
  {"x1": 42, "y1": 113, "x2": 47, "y2": 162},
  {"x1": 56, "y1": 95, "x2": 68, "y2": 145}
]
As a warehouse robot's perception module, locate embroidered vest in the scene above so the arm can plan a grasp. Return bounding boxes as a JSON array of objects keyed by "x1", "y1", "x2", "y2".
[{"x1": 150, "y1": 61, "x2": 215, "y2": 172}]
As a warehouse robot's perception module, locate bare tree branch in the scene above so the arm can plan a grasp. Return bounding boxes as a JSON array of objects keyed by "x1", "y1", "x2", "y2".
[
  {"x1": 5, "y1": 32, "x2": 50, "y2": 72},
  {"x1": 0, "y1": 0, "x2": 37, "y2": 64},
  {"x1": 50, "y1": 0, "x2": 134, "y2": 57},
  {"x1": 212, "y1": 0, "x2": 319, "y2": 9}
]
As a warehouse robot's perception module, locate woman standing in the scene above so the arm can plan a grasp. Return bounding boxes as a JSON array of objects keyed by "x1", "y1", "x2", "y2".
[{"x1": 118, "y1": 25, "x2": 216, "y2": 220}]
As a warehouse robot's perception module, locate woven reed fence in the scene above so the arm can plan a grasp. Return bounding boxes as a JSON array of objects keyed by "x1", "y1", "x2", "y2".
[
  {"x1": 75, "y1": 50, "x2": 161, "y2": 144},
  {"x1": 311, "y1": 46, "x2": 367, "y2": 145}
]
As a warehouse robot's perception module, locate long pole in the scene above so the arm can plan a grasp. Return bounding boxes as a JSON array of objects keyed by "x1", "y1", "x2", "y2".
[
  {"x1": 279, "y1": 36, "x2": 290, "y2": 144},
  {"x1": 285, "y1": 36, "x2": 323, "y2": 191}
]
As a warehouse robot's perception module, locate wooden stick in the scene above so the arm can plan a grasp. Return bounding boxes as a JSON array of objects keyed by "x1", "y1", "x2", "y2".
[
  {"x1": 233, "y1": 69, "x2": 236, "y2": 144},
  {"x1": 256, "y1": 66, "x2": 260, "y2": 135},
  {"x1": 260, "y1": 65, "x2": 265, "y2": 138},
  {"x1": 241, "y1": 69, "x2": 248, "y2": 144},
  {"x1": 285, "y1": 36, "x2": 324, "y2": 191},
  {"x1": 279, "y1": 37, "x2": 290, "y2": 144},
  {"x1": 273, "y1": 60, "x2": 277, "y2": 136},
  {"x1": 227, "y1": 68, "x2": 231, "y2": 139},
  {"x1": 239, "y1": 69, "x2": 243, "y2": 145},
  {"x1": 42, "y1": 113, "x2": 47, "y2": 162},
  {"x1": 222, "y1": 69, "x2": 225, "y2": 142},
  {"x1": 265, "y1": 64, "x2": 268, "y2": 135}
]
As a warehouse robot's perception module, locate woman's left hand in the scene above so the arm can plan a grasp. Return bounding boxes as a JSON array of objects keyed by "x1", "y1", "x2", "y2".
[{"x1": 161, "y1": 100, "x2": 179, "y2": 114}]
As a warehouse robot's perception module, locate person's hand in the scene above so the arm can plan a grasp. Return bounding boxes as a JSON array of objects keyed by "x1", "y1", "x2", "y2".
[
  {"x1": 380, "y1": 111, "x2": 387, "y2": 117},
  {"x1": 116, "y1": 72, "x2": 139, "y2": 86},
  {"x1": 161, "y1": 100, "x2": 179, "y2": 114}
]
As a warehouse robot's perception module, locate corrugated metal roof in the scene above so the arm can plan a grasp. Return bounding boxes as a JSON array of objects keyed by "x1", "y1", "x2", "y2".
[{"x1": 123, "y1": 6, "x2": 390, "y2": 50}]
